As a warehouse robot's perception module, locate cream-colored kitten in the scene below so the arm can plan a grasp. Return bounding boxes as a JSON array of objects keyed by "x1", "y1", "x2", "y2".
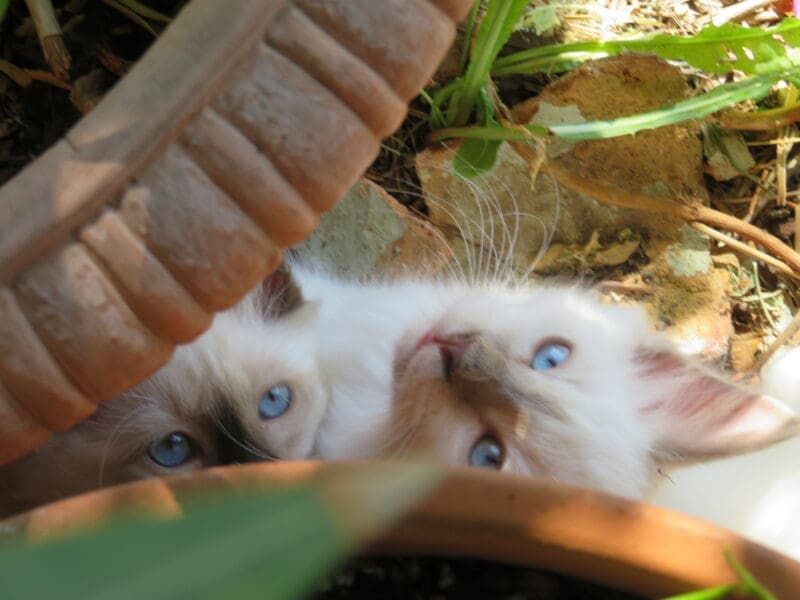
[
  {"x1": 293, "y1": 264, "x2": 798, "y2": 501},
  {"x1": 0, "y1": 272, "x2": 325, "y2": 518}
]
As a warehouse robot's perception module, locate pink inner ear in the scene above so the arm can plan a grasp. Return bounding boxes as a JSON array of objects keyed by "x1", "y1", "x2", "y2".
[{"x1": 636, "y1": 349, "x2": 799, "y2": 462}]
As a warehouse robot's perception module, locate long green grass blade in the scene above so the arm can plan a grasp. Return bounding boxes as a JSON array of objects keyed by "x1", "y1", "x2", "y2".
[
  {"x1": 0, "y1": 0, "x2": 10, "y2": 26},
  {"x1": 115, "y1": 0, "x2": 171, "y2": 22},
  {"x1": 431, "y1": 67, "x2": 798, "y2": 178},
  {"x1": 458, "y1": 0, "x2": 481, "y2": 75},
  {"x1": 100, "y1": 0, "x2": 157, "y2": 35},
  {"x1": 549, "y1": 69, "x2": 785, "y2": 142},
  {"x1": 725, "y1": 550, "x2": 777, "y2": 600},
  {"x1": 448, "y1": 0, "x2": 529, "y2": 127},
  {"x1": 0, "y1": 464, "x2": 440, "y2": 600},
  {"x1": 494, "y1": 18, "x2": 800, "y2": 77},
  {"x1": 658, "y1": 584, "x2": 742, "y2": 600},
  {"x1": 0, "y1": 489, "x2": 346, "y2": 600}
]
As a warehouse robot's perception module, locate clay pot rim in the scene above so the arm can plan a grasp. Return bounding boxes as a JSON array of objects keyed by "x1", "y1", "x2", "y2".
[{"x1": 5, "y1": 460, "x2": 799, "y2": 598}]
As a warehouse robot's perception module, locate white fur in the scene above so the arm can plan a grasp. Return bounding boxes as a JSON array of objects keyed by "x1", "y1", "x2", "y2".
[
  {"x1": 651, "y1": 346, "x2": 800, "y2": 561},
  {"x1": 0, "y1": 289, "x2": 326, "y2": 517},
  {"x1": 294, "y1": 264, "x2": 792, "y2": 500}
]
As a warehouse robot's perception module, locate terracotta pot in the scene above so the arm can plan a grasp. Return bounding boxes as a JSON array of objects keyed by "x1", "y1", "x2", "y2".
[
  {"x1": 2, "y1": 461, "x2": 799, "y2": 599},
  {"x1": 0, "y1": 0, "x2": 472, "y2": 466}
]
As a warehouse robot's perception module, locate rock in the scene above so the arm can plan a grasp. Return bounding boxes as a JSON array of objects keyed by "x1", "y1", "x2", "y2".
[
  {"x1": 730, "y1": 332, "x2": 765, "y2": 372},
  {"x1": 292, "y1": 178, "x2": 451, "y2": 279},
  {"x1": 417, "y1": 55, "x2": 733, "y2": 359}
]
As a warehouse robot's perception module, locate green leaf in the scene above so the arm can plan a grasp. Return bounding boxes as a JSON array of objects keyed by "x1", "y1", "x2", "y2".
[
  {"x1": 658, "y1": 584, "x2": 741, "y2": 600},
  {"x1": 658, "y1": 551, "x2": 779, "y2": 600},
  {"x1": 431, "y1": 67, "x2": 797, "y2": 146},
  {"x1": 454, "y1": 85, "x2": 503, "y2": 177},
  {"x1": 0, "y1": 463, "x2": 440, "y2": 600},
  {"x1": 493, "y1": 18, "x2": 800, "y2": 77},
  {"x1": 0, "y1": 0, "x2": 10, "y2": 26},
  {"x1": 521, "y1": 4, "x2": 560, "y2": 36},
  {"x1": 725, "y1": 550, "x2": 777, "y2": 600},
  {"x1": 100, "y1": 0, "x2": 158, "y2": 35},
  {"x1": 114, "y1": 0, "x2": 171, "y2": 22},
  {"x1": 448, "y1": 0, "x2": 530, "y2": 127},
  {"x1": 458, "y1": 0, "x2": 481, "y2": 75},
  {"x1": 0, "y1": 489, "x2": 347, "y2": 600},
  {"x1": 549, "y1": 68, "x2": 784, "y2": 142},
  {"x1": 454, "y1": 137, "x2": 503, "y2": 178}
]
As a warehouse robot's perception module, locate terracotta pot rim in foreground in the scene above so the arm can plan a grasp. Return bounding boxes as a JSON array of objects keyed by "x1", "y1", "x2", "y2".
[{"x1": 2, "y1": 460, "x2": 798, "y2": 599}]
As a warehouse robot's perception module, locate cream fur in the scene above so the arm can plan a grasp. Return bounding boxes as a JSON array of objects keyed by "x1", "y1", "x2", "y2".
[
  {"x1": 0, "y1": 289, "x2": 326, "y2": 518},
  {"x1": 294, "y1": 264, "x2": 797, "y2": 500}
]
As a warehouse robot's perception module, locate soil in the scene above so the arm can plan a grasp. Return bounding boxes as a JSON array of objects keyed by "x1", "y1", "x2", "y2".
[
  {"x1": 317, "y1": 556, "x2": 644, "y2": 600},
  {"x1": 0, "y1": 0, "x2": 182, "y2": 185}
]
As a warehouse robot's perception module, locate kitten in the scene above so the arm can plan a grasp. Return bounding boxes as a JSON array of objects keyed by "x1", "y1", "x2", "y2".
[
  {"x1": 651, "y1": 346, "x2": 800, "y2": 560},
  {"x1": 293, "y1": 264, "x2": 799, "y2": 500},
  {"x1": 0, "y1": 269, "x2": 326, "y2": 518}
]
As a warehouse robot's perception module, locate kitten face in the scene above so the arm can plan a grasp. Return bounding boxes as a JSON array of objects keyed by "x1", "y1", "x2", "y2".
[
  {"x1": 0, "y1": 286, "x2": 326, "y2": 518},
  {"x1": 387, "y1": 285, "x2": 799, "y2": 498}
]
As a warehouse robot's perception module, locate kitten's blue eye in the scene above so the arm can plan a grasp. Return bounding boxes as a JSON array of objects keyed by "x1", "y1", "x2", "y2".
[
  {"x1": 469, "y1": 435, "x2": 504, "y2": 469},
  {"x1": 148, "y1": 432, "x2": 193, "y2": 468},
  {"x1": 531, "y1": 341, "x2": 571, "y2": 370},
  {"x1": 259, "y1": 384, "x2": 292, "y2": 419}
]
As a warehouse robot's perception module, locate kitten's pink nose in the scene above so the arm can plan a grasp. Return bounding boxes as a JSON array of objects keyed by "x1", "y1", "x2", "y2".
[{"x1": 434, "y1": 333, "x2": 472, "y2": 376}]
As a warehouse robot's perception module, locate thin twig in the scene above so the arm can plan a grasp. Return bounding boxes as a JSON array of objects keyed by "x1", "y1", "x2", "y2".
[
  {"x1": 0, "y1": 58, "x2": 71, "y2": 89},
  {"x1": 24, "y1": 0, "x2": 70, "y2": 80},
  {"x1": 545, "y1": 159, "x2": 800, "y2": 274},
  {"x1": 752, "y1": 262, "x2": 778, "y2": 330},
  {"x1": 776, "y1": 126, "x2": 791, "y2": 207},
  {"x1": 715, "y1": 104, "x2": 800, "y2": 131},
  {"x1": 752, "y1": 307, "x2": 800, "y2": 372},
  {"x1": 690, "y1": 222, "x2": 800, "y2": 281}
]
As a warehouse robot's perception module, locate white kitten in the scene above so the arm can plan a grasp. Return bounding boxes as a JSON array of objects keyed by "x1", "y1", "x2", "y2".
[
  {"x1": 651, "y1": 345, "x2": 800, "y2": 560},
  {"x1": 0, "y1": 271, "x2": 326, "y2": 518},
  {"x1": 294, "y1": 264, "x2": 798, "y2": 500}
]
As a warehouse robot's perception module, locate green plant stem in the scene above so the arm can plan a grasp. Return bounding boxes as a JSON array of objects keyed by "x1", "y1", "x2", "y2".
[
  {"x1": 431, "y1": 68, "x2": 799, "y2": 145},
  {"x1": 114, "y1": 0, "x2": 170, "y2": 22},
  {"x1": 492, "y1": 18, "x2": 800, "y2": 76},
  {"x1": 492, "y1": 40, "x2": 620, "y2": 75},
  {"x1": 0, "y1": 0, "x2": 10, "y2": 25},
  {"x1": 429, "y1": 124, "x2": 548, "y2": 143},
  {"x1": 725, "y1": 550, "x2": 777, "y2": 600},
  {"x1": 550, "y1": 71, "x2": 781, "y2": 141},
  {"x1": 659, "y1": 584, "x2": 741, "y2": 600},
  {"x1": 458, "y1": 0, "x2": 481, "y2": 75},
  {"x1": 450, "y1": 0, "x2": 528, "y2": 126}
]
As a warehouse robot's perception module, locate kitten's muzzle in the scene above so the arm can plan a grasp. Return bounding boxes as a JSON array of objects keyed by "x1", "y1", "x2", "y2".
[{"x1": 434, "y1": 333, "x2": 473, "y2": 379}]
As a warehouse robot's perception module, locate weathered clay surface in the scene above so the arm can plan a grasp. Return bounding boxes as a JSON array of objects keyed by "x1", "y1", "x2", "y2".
[
  {"x1": 294, "y1": 178, "x2": 452, "y2": 279},
  {"x1": 0, "y1": 0, "x2": 472, "y2": 465},
  {"x1": 14, "y1": 243, "x2": 174, "y2": 403}
]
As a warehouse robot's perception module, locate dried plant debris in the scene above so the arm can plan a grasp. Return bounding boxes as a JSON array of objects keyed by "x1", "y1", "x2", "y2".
[{"x1": 0, "y1": 0, "x2": 183, "y2": 185}]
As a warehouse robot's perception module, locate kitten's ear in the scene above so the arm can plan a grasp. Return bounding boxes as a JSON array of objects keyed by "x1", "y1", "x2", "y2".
[
  {"x1": 635, "y1": 346, "x2": 799, "y2": 463},
  {"x1": 257, "y1": 262, "x2": 304, "y2": 317}
]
